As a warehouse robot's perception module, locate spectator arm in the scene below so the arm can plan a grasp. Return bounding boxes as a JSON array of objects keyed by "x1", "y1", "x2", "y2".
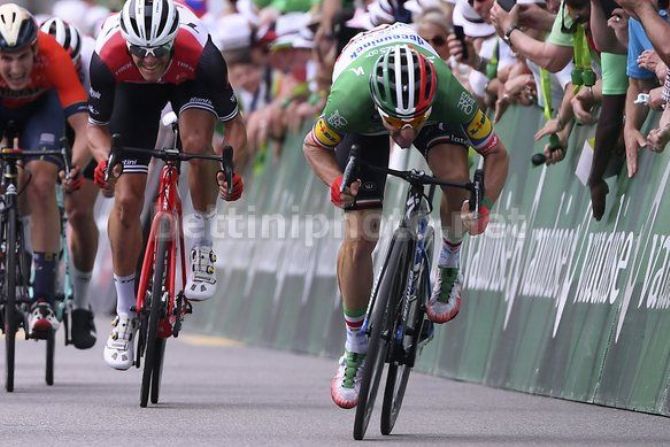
[
  {"x1": 508, "y1": 31, "x2": 573, "y2": 72},
  {"x1": 635, "y1": 2, "x2": 670, "y2": 66}
]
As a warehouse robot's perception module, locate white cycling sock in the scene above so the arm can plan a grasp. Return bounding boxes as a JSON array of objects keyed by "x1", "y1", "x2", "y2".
[
  {"x1": 70, "y1": 263, "x2": 92, "y2": 309},
  {"x1": 438, "y1": 237, "x2": 463, "y2": 268},
  {"x1": 21, "y1": 215, "x2": 32, "y2": 253},
  {"x1": 113, "y1": 273, "x2": 136, "y2": 317},
  {"x1": 192, "y1": 210, "x2": 216, "y2": 247}
]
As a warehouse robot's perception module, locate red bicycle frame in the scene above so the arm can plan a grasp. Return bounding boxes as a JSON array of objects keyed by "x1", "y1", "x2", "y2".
[{"x1": 135, "y1": 163, "x2": 188, "y2": 338}]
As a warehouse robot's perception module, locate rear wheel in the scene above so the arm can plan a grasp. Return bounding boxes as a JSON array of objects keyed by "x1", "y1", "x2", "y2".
[
  {"x1": 4, "y1": 205, "x2": 17, "y2": 392},
  {"x1": 140, "y1": 217, "x2": 169, "y2": 408},
  {"x1": 353, "y1": 230, "x2": 412, "y2": 440},
  {"x1": 381, "y1": 227, "x2": 433, "y2": 435}
]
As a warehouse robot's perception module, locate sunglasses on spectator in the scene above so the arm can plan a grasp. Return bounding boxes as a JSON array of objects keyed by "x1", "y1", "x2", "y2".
[
  {"x1": 379, "y1": 107, "x2": 432, "y2": 130},
  {"x1": 426, "y1": 36, "x2": 446, "y2": 47},
  {"x1": 127, "y1": 43, "x2": 173, "y2": 59}
]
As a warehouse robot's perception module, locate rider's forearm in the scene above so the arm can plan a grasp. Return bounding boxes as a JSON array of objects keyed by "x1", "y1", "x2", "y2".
[
  {"x1": 87, "y1": 122, "x2": 112, "y2": 163},
  {"x1": 221, "y1": 113, "x2": 248, "y2": 167},
  {"x1": 482, "y1": 138, "x2": 509, "y2": 207},
  {"x1": 67, "y1": 112, "x2": 93, "y2": 169},
  {"x1": 303, "y1": 136, "x2": 341, "y2": 186}
]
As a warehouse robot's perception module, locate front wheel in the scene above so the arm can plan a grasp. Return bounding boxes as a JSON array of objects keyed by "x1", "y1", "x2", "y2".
[
  {"x1": 4, "y1": 205, "x2": 18, "y2": 392},
  {"x1": 381, "y1": 226, "x2": 433, "y2": 435},
  {"x1": 353, "y1": 229, "x2": 412, "y2": 441},
  {"x1": 140, "y1": 217, "x2": 169, "y2": 408}
]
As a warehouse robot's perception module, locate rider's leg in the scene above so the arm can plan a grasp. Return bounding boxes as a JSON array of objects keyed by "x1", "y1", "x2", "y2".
[
  {"x1": 338, "y1": 209, "x2": 382, "y2": 353},
  {"x1": 64, "y1": 178, "x2": 99, "y2": 309},
  {"x1": 25, "y1": 160, "x2": 61, "y2": 304},
  {"x1": 424, "y1": 142, "x2": 470, "y2": 324},
  {"x1": 178, "y1": 108, "x2": 220, "y2": 301},
  {"x1": 108, "y1": 173, "x2": 147, "y2": 317},
  {"x1": 426, "y1": 143, "x2": 470, "y2": 265},
  {"x1": 64, "y1": 177, "x2": 99, "y2": 349}
]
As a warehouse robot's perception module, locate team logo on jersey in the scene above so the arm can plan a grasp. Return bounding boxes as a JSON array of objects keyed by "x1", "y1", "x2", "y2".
[
  {"x1": 327, "y1": 110, "x2": 348, "y2": 129},
  {"x1": 466, "y1": 110, "x2": 492, "y2": 141},
  {"x1": 457, "y1": 91, "x2": 476, "y2": 115},
  {"x1": 314, "y1": 118, "x2": 342, "y2": 147}
]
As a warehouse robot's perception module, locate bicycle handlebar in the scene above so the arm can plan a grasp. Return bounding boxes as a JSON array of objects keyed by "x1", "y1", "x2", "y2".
[
  {"x1": 0, "y1": 144, "x2": 71, "y2": 177},
  {"x1": 105, "y1": 133, "x2": 235, "y2": 195},
  {"x1": 341, "y1": 144, "x2": 486, "y2": 213}
]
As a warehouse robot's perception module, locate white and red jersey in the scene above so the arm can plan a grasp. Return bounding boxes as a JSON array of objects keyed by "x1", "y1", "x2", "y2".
[
  {"x1": 92, "y1": 6, "x2": 208, "y2": 85},
  {"x1": 88, "y1": 5, "x2": 238, "y2": 125}
]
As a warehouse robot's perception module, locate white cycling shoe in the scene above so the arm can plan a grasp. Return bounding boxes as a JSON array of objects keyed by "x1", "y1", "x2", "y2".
[
  {"x1": 103, "y1": 315, "x2": 138, "y2": 371},
  {"x1": 330, "y1": 350, "x2": 366, "y2": 409},
  {"x1": 184, "y1": 245, "x2": 217, "y2": 301}
]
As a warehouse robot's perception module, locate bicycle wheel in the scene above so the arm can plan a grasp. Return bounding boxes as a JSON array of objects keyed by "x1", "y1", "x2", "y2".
[
  {"x1": 46, "y1": 330, "x2": 55, "y2": 386},
  {"x1": 140, "y1": 217, "x2": 169, "y2": 408},
  {"x1": 353, "y1": 229, "x2": 412, "y2": 441},
  {"x1": 150, "y1": 337, "x2": 166, "y2": 404},
  {"x1": 381, "y1": 227, "x2": 434, "y2": 435},
  {"x1": 4, "y1": 205, "x2": 17, "y2": 392}
]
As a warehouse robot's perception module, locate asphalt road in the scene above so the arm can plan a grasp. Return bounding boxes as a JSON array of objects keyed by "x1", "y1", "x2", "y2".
[{"x1": 1, "y1": 326, "x2": 669, "y2": 446}]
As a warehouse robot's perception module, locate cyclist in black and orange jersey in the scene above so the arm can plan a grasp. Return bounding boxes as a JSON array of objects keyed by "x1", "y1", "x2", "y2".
[
  {"x1": 88, "y1": 0, "x2": 247, "y2": 371},
  {"x1": 0, "y1": 4, "x2": 90, "y2": 339}
]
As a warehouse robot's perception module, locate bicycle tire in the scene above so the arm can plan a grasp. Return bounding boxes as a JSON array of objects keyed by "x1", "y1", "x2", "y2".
[
  {"x1": 381, "y1": 227, "x2": 434, "y2": 435},
  {"x1": 150, "y1": 337, "x2": 166, "y2": 404},
  {"x1": 140, "y1": 217, "x2": 169, "y2": 408},
  {"x1": 4, "y1": 205, "x2": 17, "y2": 392},
  {"x1": 46, "y1": 330, "x2": 55, "y2": 386},
  {"x1": 353, "y1": 229, "x2": 412, "y2": 441}
]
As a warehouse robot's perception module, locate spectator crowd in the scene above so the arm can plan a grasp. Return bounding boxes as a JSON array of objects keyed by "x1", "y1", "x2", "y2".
[{"x1": 41, "y1": 0, "x2": 670, "y2": 220}]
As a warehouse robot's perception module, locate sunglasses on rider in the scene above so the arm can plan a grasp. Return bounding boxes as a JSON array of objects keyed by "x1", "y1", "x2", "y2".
[
  {"x1": 127, "y1": 43, "x2": 173, "y2": 59},
  {"x1": 378, "y1": 107, "x2": 432, "y2": 130}
]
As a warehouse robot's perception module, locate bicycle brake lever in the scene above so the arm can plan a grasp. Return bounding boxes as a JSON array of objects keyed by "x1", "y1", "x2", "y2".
[
  {"x1": 341, "y1": 144, "x2": 359, "y2": 194},
  {"x1": 106, "y1": 134, "x2": 122, "y2": 182},
  {"x1": 59, "y1": 137, "x2": 72, "y2": 177},
  {"x1": 221, "y1": 145, "x2": 234, "y2": 196}
]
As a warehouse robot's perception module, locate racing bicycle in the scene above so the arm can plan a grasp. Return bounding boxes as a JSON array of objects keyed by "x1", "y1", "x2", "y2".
[
  {"x1": 105, "y1": 113, "x2": 235, "y2": 407},
  {"x1": 341, "y1": 145, "x2": 485, "y2": 440}
]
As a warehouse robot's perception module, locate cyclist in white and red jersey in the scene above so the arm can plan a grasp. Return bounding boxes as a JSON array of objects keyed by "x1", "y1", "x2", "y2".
[{"x1": 88, "y1": 0, "x2": 247, "y2": 370}]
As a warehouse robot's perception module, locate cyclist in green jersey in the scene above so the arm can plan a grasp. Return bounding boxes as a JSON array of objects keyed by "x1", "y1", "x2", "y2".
[{"x1": 303, "y1": 23, "x2": 509, "y2": 409}]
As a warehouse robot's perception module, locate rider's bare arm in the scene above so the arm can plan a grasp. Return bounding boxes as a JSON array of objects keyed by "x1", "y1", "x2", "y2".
[
  {"x1": 68, "y1": 112, "x2": 93, "y2": 168},
  {"x1": 302, "y1": 130, "x2": 342, "y2": 187},
  {"x1": 218, "y1": 113, "x2": 248, "y2": 167},
  {"x1": 481, "y1": 135, "x2": 510, "y2": 207},
  {"x1": 87, "y1": 123, "x2": 113, "y2": 164}
]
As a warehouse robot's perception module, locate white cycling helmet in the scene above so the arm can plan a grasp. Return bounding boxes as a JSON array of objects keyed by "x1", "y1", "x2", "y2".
[
  {"x1": 40, "y1": 18, "x2": 82, "y2": 64},
  {"x1": 119, "y1": 0, "x2": 179, "y2": 48},
  {"x1": 0, "y1": 3, "x2": 38, "y2": 52}
]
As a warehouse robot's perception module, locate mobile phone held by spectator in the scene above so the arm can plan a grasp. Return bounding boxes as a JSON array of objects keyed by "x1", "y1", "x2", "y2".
[
  {"x1": 496, "y1": 0, "x2": 516, "y2": 12},
  {"x1": 453, "y1": 25, "x2": 468, "y2": 61}
]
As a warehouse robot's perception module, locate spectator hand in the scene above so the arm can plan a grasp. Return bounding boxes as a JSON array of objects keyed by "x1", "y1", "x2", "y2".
[
  {"x1": 571, "y1": 89, "x2": 597, "y2": 124},
  {"x1": 637, "y1": 49, "x2": 660, "y2": 73},
  {"x1": 649, "y1": 87, "x2": 664, "y2": 111},
  {"x1": 647, "y1": 125, "x2": 670, "y2": 152},
  {"x1": 608, "y1": 9, "x2": 629, "y2": 47},
  {"x1": 490, "y1": 3, "x2": 520, "y2": 37},
  {"x1": 447, "y1": 34, "x2": 477, "y2": 67},
  {"x1": 543, "y1": 142, "x2": 565, "y2": 165},
  {"x1": 624, "y1": 127, "x2": 646, "y2": 178},
  {"x1": 534, "y1": 117, "x2": 562, "y2": 141}
]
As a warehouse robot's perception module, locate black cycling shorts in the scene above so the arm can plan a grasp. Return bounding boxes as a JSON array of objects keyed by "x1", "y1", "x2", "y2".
[{"x1": 334, "y1": 123, "x2": 468, "y2": 211}]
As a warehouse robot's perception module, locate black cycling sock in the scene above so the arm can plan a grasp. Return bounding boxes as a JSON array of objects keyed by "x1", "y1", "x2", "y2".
[{"x1": 32, "y1": 252, "x2": 57, "y2": 305}]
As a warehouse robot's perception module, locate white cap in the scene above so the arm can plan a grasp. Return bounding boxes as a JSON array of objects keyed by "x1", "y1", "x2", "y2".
[
  {"x1": 404, "y1": 0, "x2": 444, "y2": 15},
  {"x1": 453, "y1": 0, "x2": 495, "y2": 38},
  {"x1": 516, "y1": 0, "x2": 546, "y2": 4},
  {"x1": 212, "y1": 14, "x2": 252, "y2": 51}
]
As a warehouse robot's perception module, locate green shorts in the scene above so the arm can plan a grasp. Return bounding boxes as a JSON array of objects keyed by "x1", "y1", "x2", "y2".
[{"x1": 601, "y1": 52, "x2": 629, "y2": 95}]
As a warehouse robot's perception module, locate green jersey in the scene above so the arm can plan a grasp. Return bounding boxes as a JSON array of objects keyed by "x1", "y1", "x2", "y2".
[{"x1": 309, "y1": 23, "x2": 497, "y2": 154}]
